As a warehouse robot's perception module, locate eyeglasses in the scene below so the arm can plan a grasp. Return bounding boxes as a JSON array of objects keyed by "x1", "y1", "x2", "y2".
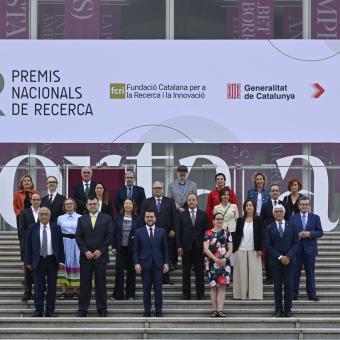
[{"x1": 82, "y1": 172, "x2": 91, "y2": 174}]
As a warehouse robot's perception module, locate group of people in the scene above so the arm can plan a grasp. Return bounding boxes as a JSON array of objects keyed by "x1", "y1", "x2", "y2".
[{"x1": 14, "y1": 167, "x2": 323, "y2": 318}]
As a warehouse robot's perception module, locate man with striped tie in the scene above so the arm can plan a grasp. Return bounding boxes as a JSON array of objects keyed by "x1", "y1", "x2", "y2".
[{"x1": 265, "y1": 204, "x2": 298, "y2": 318}]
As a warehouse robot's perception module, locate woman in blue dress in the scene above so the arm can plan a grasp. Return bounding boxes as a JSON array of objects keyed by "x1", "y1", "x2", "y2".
[{"x1": 57, "y1": 198, "x2": 81, "y2": 299}]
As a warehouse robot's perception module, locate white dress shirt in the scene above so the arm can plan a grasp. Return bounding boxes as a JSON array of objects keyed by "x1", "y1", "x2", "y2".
[
  {"x1": 31, "y1": 206, "x2": 39, "y2": 223},
  {"x1": 40, "y1": 223, "x2": 53, "y2": 255},
  {"x1": 146, "y1": 225, "x2": 155, "y2": 237}
]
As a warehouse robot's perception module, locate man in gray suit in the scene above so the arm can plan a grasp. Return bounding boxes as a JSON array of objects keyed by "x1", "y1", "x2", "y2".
[{"x1": 167, "y1": 165, "x2": 197, "y2": 213}]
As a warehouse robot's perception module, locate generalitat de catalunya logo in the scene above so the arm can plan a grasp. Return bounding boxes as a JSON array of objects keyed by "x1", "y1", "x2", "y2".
[
  {"x1": 0, "y1": 73, "x2": 5, "y2": 116},
  {"x1": 227, "y1": 83, "x2": 241, "y2": 99}
]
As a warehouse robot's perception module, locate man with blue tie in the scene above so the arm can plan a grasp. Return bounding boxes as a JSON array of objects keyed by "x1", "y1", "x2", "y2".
[
  {"x1": 115, "y1": 170, "x2": 146, "y2": 215},
  {"x1": 25, "y1": 207, "x2": 65, "y2": 317},
  {"x1": 133, "y1": 209, "x2": 169, "y2": 317},
  {"x1": 265, "y1": 204, "x2": 298, "y2": 317},
  {"x1": 290, "y1": 197, "x2": 323, "y2": 301}
]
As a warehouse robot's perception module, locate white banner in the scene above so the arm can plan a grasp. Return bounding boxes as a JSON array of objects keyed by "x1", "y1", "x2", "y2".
[{"x1": 0, "y1": 40, "x2": 339, "y2": 143}]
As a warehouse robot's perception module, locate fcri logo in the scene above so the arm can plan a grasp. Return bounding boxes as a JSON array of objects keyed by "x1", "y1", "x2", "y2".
[
  {"x1": 227, "y1": 83, "x2": 241, "y2": 99},
  {"x1": 110, "y1": 83, "x2": 126, "y2": 99}
]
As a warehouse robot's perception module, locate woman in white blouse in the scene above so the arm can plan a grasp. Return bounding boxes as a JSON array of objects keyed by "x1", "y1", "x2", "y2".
[
  {"x1": 213, "y1": 187, "x2": 239, "y2": 233},
  {"x1": 233, "y1": 199, "x2": 264, "y2": 300}
]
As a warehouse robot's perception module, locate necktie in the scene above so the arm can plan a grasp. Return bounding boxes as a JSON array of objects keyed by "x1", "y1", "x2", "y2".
[
  {"x1": 84, "y1": 183, "x2": 89, "y2": 197},
  {"x1": 302, "y1": 214, "x2": 307, "y2": 230},
  {"x1": 41, "y1": 225, "x2": 48, "y2": 257},
  {"x1": 128, "y1": 187, "x2": 132, "y2": 198},
  {"x1": 191, "y1": 209, "x2": 196, "y2": 226},
  {"x1": 274, "y1": 200, "x2": 277, "y2": 206},
  {"x1": 278, "y1": 222, "x2": 284, "y2": 238},
  {"x1": 91, "y1": 215, "x2": 97, "y2": 229},
  {"x1": 156, "y1": 198, "x2": 161, "y2": 213},
  {"x1": 149, "y1": 227, "x2": 154, "y2": 240},
  {"x1": 49, "y1": 193, "x2": 53, "y2": 203}
]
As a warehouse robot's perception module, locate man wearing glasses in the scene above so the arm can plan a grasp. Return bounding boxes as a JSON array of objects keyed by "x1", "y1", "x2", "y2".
[
  {"x1": 41, "y1": 176, "x2": 65, "y2": 223},
  {"x1": 290, "y1": 197, "x2": 323, "y2": 302},
  {"x1": 72, "y1": 166, "x2": 96, "y2": 214}
]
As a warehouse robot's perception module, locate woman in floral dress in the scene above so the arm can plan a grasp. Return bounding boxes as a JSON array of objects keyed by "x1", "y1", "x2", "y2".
[{"x1": 203, "y1": 212, "x2": 233, "y2": 317}]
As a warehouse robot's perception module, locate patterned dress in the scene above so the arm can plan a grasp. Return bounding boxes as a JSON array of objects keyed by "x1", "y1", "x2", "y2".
[
  {"x1": 204, "y1": 228, "x2": 232, "y2": 287},
  {"x1": 57, "y1": 212, "x2": 81, "y2": 287}
]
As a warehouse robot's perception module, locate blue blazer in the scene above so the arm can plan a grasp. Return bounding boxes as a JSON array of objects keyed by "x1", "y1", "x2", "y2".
[
  {"x1": 114, "y1": 185, "x2": 146, "y2": 214},
  {"x1": 112, "y1": 214, "x2": 141, "y2": 252},
  {"x1": 289, "y1": 213, "x2": 323, "y2": 256},
  {"x1": 133, "y1": 226, "x2": 169, "y2": 270},
  {"x1": 265, "y1": 220, "x2": 298, "y2": 266},
  {"x1": 25, "y1": 222, "x2": 65, "y2": 270}
]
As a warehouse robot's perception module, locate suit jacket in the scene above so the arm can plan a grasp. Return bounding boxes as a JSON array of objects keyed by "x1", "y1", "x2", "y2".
[
  {"x1": 133, "y1": 226, "x2": 169, "y2": 270},
  {"x1": 115, "y1": 185, "x2": 146, "y2": 214},
  {"x1": 167, "y1": 179, "x2": 197, "y2": 210},
  {"x1": 260, "y1": 200, "x2": 290, "y2": 228},
  {"x1": 289, "y1": 213, "x2": 323, "y2": 256},
  {"x1": 112, "y1": 214, "x2": 141, "y2": 252},
  {"x1": 76, "y1": 212, "x2": 113, "y2": 264},
  {"x1": 140, "y1": 196, "x2": 177, "y2": 233},
  {"x1": 24, "y1": 222, "x2": 65, "y2": 270},
  {"x1": 72, "y1": 181, "x2": 96, "y2": 215},
  {"x1": 176, "y1": 208, "x2": 209, "y2": 252},
  {"x1": 41, "y1": 193, "x2": 66, "y2": 223},
  {"x1": 18, "y1": 207, "x2": 38, "y2": 253},
  {"x1": 265, "y1": 220, "x2": 298, "y2": 266},
  {"x1": 233, "y1": 216, "x2": 264, "y2": 252}
]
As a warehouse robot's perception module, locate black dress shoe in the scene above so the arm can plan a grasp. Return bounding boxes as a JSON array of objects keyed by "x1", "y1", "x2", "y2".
[
  {"x1": 33, "y1": 311, "x2": 43, "y2": 317},
  {"x1": 293, "y1": 296, "x2": 298, "y2": 301},
  {"x1": 45, "y1": 311, "x2": 55, "y2": 317},
  {"x1": 274, "y1": 310, "x2": 283, "y2": 317},
  {"x1": 196, "y1": 295, "x2": 204, "y2": 300},
  {"x1": 98, "y1": 311, "x2": 107, "y2": 317},
  {"x1": 284, "y1": 311, "x2": 294, "y2": 318},
  {"x1": 143, "y1": 312, "x2": 151, "y2": 317},
  {"x1": 154, "y1": 312, "x2": 163, "y2": 317},
  {"x1": 308, "y1": 296, "x2": 320, "y2": 301},
  {"x1": 77, "y1": 311, "x2": 87, "y2": 317},
  {"x1": 22, "y1": 292, "x2": 33, "y2": 302},
  {"x1": 265, "y1": 278, "x2": 273, "y2": 284},
  {"x1": 183, "y1": 294, "x2": 191, "y2": 300}
]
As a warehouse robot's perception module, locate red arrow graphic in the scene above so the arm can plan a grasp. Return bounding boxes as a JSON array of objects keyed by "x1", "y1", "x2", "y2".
[{"x1": 312, "y1": 83, "x2": 325, "y2": 99}]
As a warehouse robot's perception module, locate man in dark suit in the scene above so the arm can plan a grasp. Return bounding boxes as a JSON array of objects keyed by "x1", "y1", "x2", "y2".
[
  {"x1": 25, "y1": 207, "x2": 65, "y2": 317},
  {"x1": 133, "y1": 209, "x2": 169, "y2": 317},
  {"x1": 260, "y1": 184, "x2": 290, "y2": 284},
  {"x1": 177, "y1": 193, "x2": 209, "y2": 300},
  {"x1": 140, "y1": 181, "x2": 177, "y2": 284},
  {"x1": 76, "y1": 196, "x2": 113, "y2": 317},
  {"x1": 115, "y1": 170, "x2": 146, "y2": 215},
  {"x1": 265, "y1": 204, "x2": 298, "y2": 317},
  {"x1": 72, "y1": 166, "x2": 96, "y2": 214},
  {"x1": 19, "y1": 193, "x2": 41, "y2": 301},
  {"x1": 41, "y1": 176, "x2": 65, "y2": 223},
  {"x1": 290, "y1": 197, "x2": 323, "y2": 301}
]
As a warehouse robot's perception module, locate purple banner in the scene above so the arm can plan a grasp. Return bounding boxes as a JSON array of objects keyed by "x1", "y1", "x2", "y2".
[
  {"x1": 38, "y1": 4, "x2": 65, "y2": 39},
  {"x1": 238, "y1": 0, "x2": 274, "y2": 39},
  {"x1": 0, "y1": 0, "x2": 29, "y2": 39},
  {"x1": 226, "y1": 6, "x2": 239, "y2": 39},
  {"x1": 312, "y1": 0, "x2": 340, "y2": 39},
  {"x1": 64, "y1": 0, "x2": 100, "y2": 39},
  {"x1": 101, "y1": 3, "x2": 121, "y2": 39},
  {"x1": 281, "y1": 5, "x2": 302, "y2": 39}
]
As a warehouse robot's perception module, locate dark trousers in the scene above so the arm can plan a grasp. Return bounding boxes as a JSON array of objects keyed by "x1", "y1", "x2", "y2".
[
  {"x1": 79, "y1": 261, "x2": 107, "y2": 313},
  {"x1": 33, "y1": 255, "x2": 57, "y2": 313},
  {"x1": 182, "y1": 244, "x2": 205, "y2": 298},
  {"x1": 271, "y1": 263, "x2": 294, "y2": 313},
  {"x1": 168, "y1": 237, "x2": 178, "y2": 266},
  {"x1": 141, "y1": 265, "x2": 163, "y2": 313},
  {"x1": 293, "y1": 253, "x2": 316, "y2": 298},
  {"x1": 21, "y1": 250, "x2": 34, "y2": 293},
  {"x1": 114, "y1": 246, "x2": 136, "y2": 300}
]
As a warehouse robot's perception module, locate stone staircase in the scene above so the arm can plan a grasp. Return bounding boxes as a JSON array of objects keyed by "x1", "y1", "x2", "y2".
[{"x1": 0, "y1": 231, "x2": 339, "y2": 339}]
